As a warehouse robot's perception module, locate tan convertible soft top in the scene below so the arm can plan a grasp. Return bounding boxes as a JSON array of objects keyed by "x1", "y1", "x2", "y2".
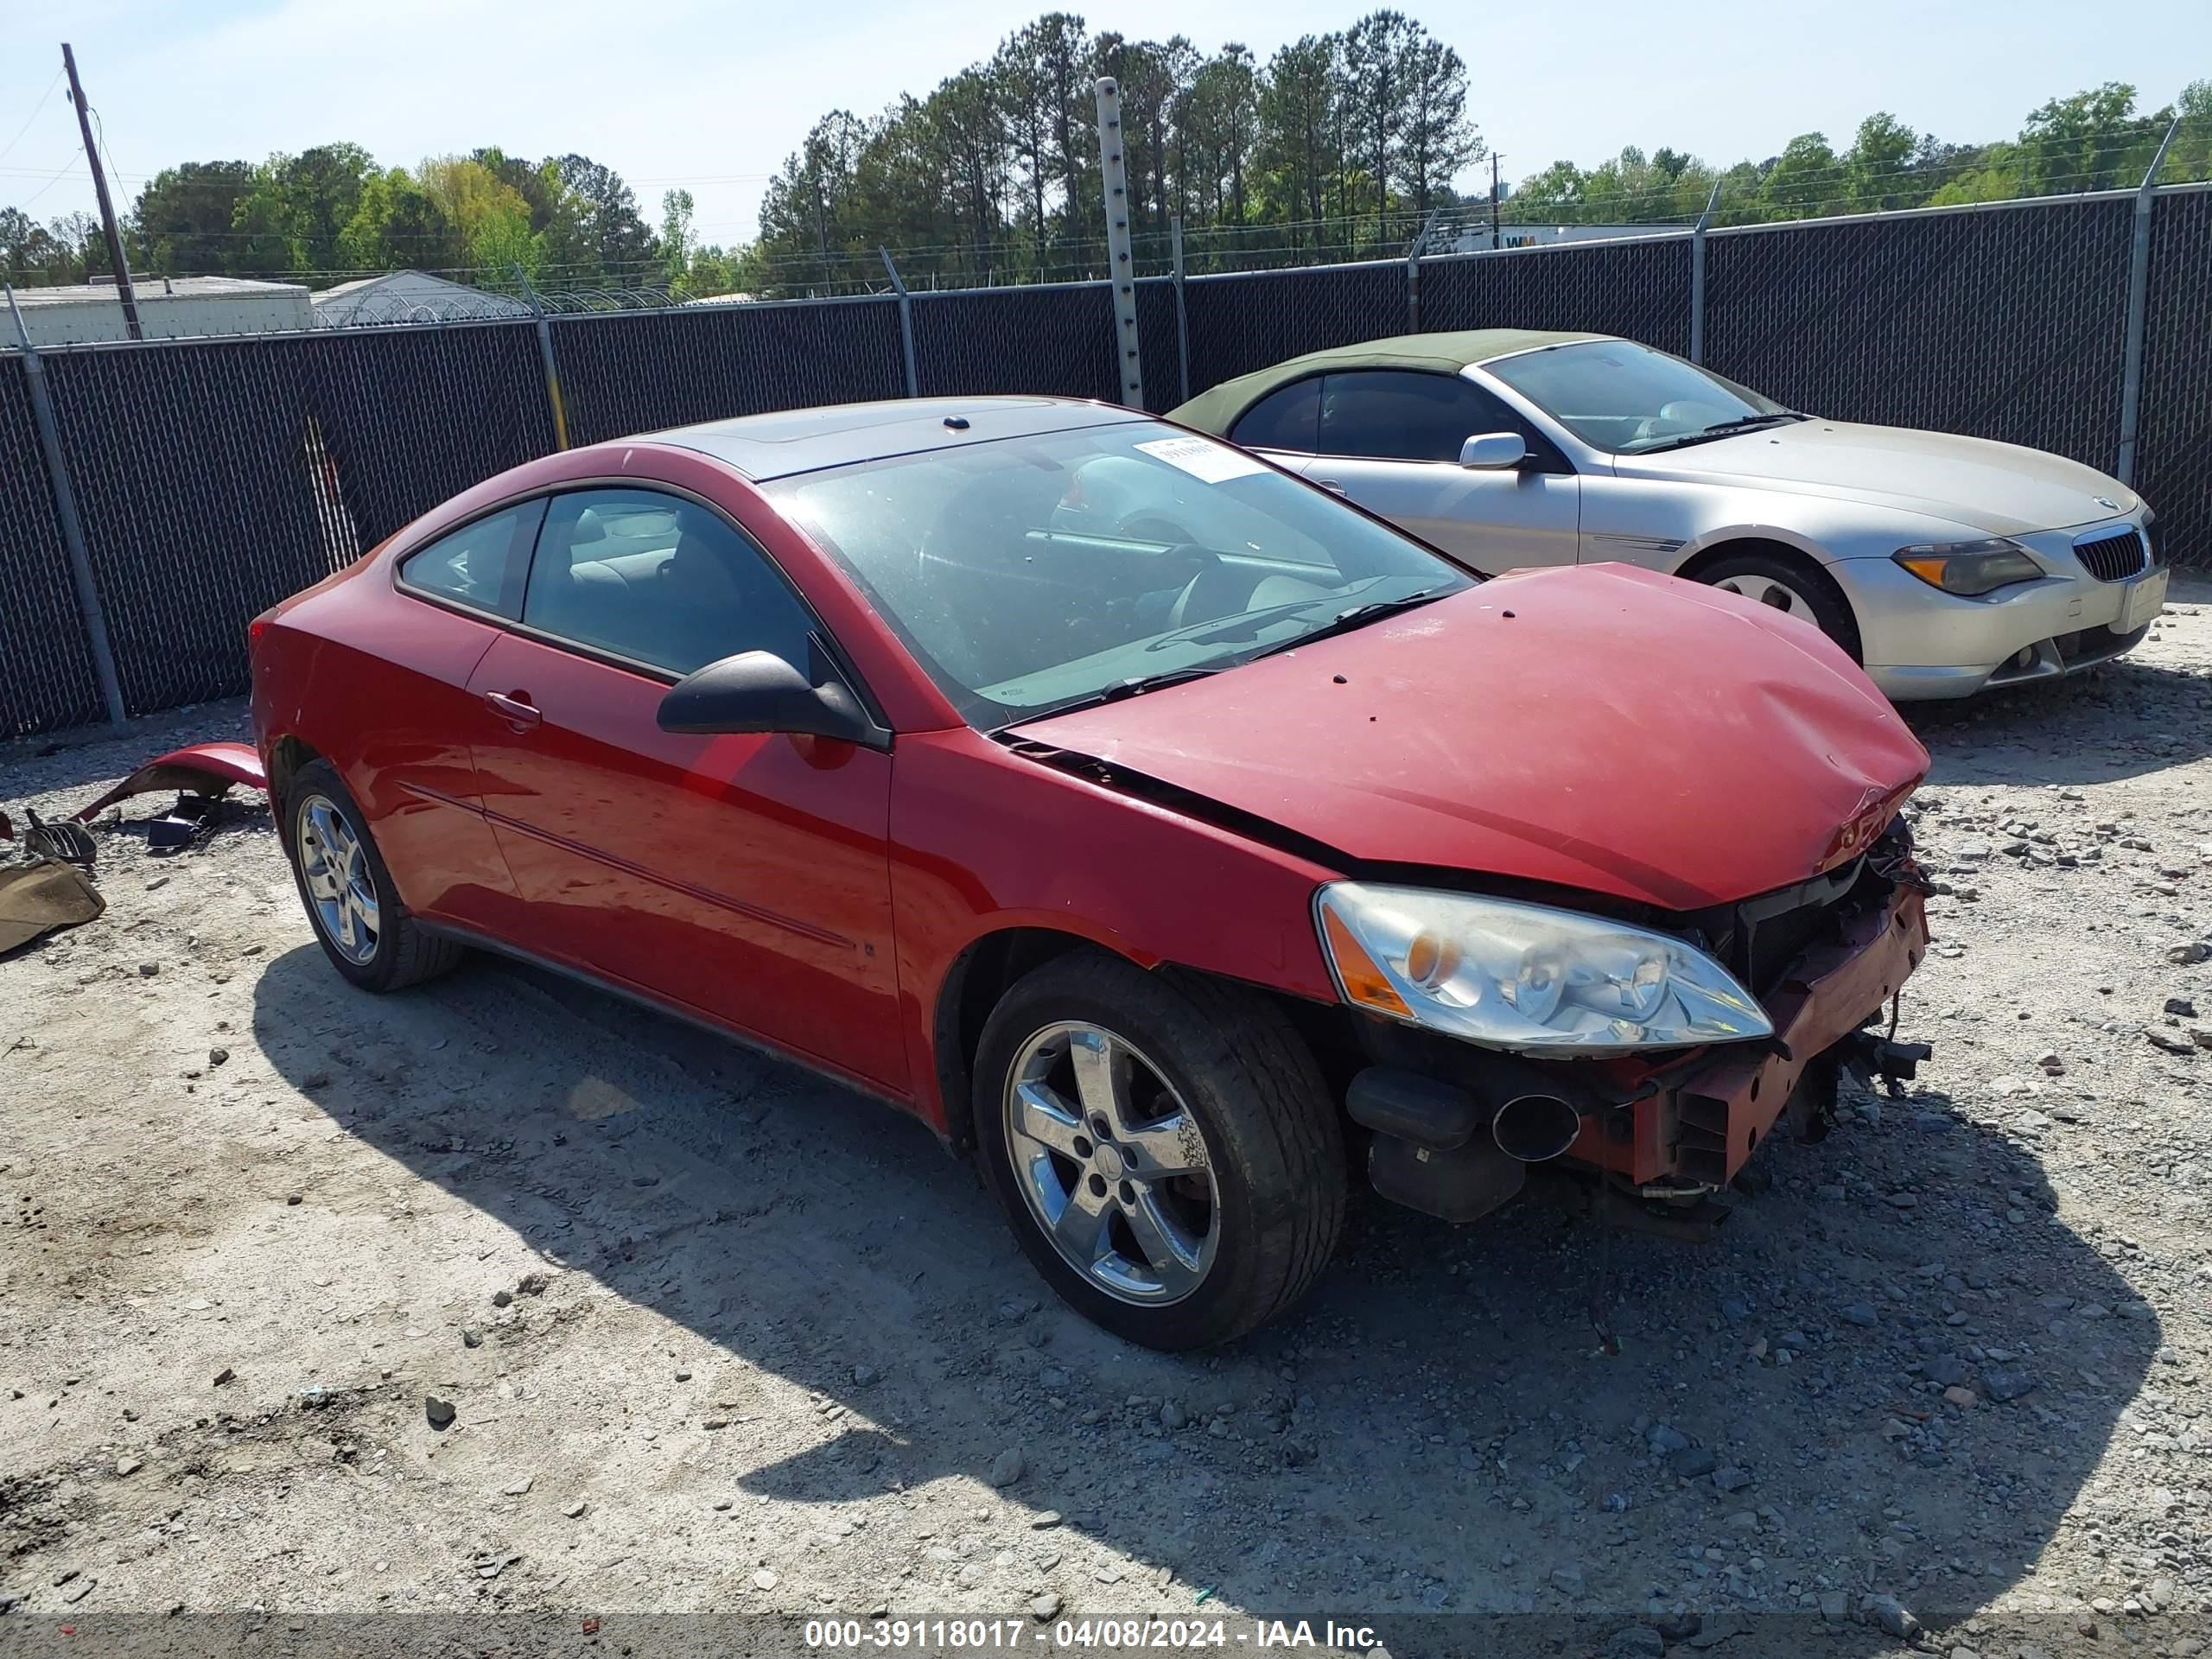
[{"x1": 1168, "y1": 328, "x2": 1608, "y2": 436}]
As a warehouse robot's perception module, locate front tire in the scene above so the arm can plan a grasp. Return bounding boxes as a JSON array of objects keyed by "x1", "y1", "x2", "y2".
[
  {"x1": 1694, "y1": 549, "x2": 1863, "y2": 661},
  {"x1": 283, "y1": 758, "x2": 461, "y2": 992},
  {"x1": 972, "y1": 951, "x2": 1345, "y2": 1350}
]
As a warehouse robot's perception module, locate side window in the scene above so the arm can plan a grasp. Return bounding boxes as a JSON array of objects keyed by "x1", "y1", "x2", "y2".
[
  {"x1": 397, "y1": 503, "x2": 539, "y2": 619},
  {"x1": 1319, "y1": 370, "x2": 1529, "y2": 463},
  {"x1": 522, "y1": 488, "x2": 819, "y2": 677},
  {"x1": 1230, "y1": 378, "x2": 1322, "y2": 453}
]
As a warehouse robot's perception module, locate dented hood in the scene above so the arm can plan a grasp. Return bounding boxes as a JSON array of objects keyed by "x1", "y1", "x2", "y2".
[{"x1": 1011, "y1": 564, "x2": 1929, "y2": 912}]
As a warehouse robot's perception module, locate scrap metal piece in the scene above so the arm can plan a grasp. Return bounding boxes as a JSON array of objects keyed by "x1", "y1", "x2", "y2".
[
  {"x1": 0, "y1": 859, "x2": 104, "y2": 957},
  {"x1": 22, "y1": 810, "x2": 96, "y2": 872},
  {"x1": 72, "y1": 741, "x2": 266, "y2": 823},
  {"x1": 146, "y1": 792, "x2": 223, "y2": 852}
]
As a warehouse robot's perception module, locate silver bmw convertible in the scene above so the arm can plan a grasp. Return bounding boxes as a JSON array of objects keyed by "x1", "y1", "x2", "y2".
[{"x1": 1170, "y1": 330, "x2": 2168, "y2": 700}]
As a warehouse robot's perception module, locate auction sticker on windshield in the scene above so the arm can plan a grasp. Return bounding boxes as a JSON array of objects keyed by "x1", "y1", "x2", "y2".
[{"x1": 1136, "y1": 435, "x2": 1268, "y2": 484}]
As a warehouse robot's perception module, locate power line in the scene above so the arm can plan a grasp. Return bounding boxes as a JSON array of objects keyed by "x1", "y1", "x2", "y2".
[{"x1": 0, "y1": 67, "x2": 66, "y2": 168}]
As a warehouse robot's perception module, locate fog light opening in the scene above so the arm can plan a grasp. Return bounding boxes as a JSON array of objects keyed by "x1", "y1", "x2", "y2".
[{"x1": 1491, "y1": 1093, "x2": 1584, "y2": 1163}]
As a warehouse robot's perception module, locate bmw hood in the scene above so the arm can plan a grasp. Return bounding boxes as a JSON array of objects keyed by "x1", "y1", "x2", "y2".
[
  {"x1": 1616, "y1": 418, "x2": 2139, "y2": 537},
  {"x1": 1009, "y1": 566, "x2": 1929, "y2": 912}
]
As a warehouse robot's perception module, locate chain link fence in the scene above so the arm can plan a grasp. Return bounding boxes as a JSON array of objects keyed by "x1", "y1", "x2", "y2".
[
  {"x1": 2137, "y1": 188, "x2": 2212, "y2": 567},
  {"x1": 3, "y1": 183, "x2": 2208, "y2": 738},
  {"x1": 0, "y1": 353, "x2": 101, "y2": 735},
  {"x1": 1704, "y1": 196, "x2": 2135, "y2": 470},
  {"x1": 550, "y1": 297, "x2": 906, "y2": 447}
]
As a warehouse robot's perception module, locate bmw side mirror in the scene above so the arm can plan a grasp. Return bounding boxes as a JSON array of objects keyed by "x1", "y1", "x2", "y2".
[
  {"x1": 1459, "y1": 432, "x2": 1529, "y2": 470},
  {"x1": 657, "y1": 648, "x2": 876, "y2": 746}
]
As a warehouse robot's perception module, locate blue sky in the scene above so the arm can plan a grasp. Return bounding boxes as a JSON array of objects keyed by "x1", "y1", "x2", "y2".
[{"x1": 3, "y1": 0, "x2": 2206, "y2": 256}]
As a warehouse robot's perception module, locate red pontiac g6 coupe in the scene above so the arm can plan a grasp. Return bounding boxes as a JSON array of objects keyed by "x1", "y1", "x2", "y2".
[{"x1": 251, "y1": 396, "x2": 1934, "y2": 1349}]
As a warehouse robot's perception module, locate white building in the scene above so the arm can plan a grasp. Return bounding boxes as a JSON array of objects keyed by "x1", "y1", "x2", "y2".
[
  {"x1": 311, "y1": 271, "x2": 531, "y2": 327},
  {"x1": 4, "y1": 275, "x2": 313, "y2": 346},
  {"x1": 1452, "y1": 225, "x2": 1662, "y2": 253}
]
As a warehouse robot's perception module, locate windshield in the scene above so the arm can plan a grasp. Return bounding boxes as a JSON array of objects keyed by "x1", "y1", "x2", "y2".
[
  {"x1": 761, "y1": 422, "x2": 1471, "y2": 726},
  {"x1": 1486, "y1": 340, "x2": 1799, "y2": 454}
]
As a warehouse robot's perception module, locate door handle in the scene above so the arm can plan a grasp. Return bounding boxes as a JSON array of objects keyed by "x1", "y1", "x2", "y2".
[
  {"x1": 1314, "y1": 479, "x2": 1348, "y2": 494},
  {"x1": 484, "y1": 690, "x2": 541, "y2": 730}
]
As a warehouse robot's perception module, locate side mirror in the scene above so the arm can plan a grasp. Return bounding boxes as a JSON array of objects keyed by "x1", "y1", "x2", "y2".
[
  {"x1": 657, "y1": 648, "x2": 875, "y2": 745},
  {"x1": 1459, "y1": 431, "x2": 1529, "y2": 471}
]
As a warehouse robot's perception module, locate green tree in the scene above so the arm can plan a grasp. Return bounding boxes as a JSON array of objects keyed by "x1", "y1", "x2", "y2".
[
  {"x1": 418, "y1": 155, "x2": 540, "y2": 277},
  {"x1": 2018, "y1": 81, "x2": 2145, "y2": 194},
  {"x1": 660, "y1": 188, "x2": 695, "y2": 288},
  {"x1": 130, "y1": 161, "x2": 257, "y2": 275},
  {"x1": 554, "y1": 155, "x2": 658, "y2": 273},
  {"x1": 1397, "y1": 33, "x2": 1478, "y2": 216},
  {"x1": 1845, "y1": 112, "x2": 1924, "y2": 210},
  {"x1": 2171, "y1": 79, "x2": 2212, "y2": 182},
  {"x1": 1758, "y1": 132, "x2": 1840, "y2": 219},
  {"x1": 1340, "y1": 10, "x2": 1420, "y2": 223},
  {"x1": 229, "y1": 143, "x2": 374, "y2": 273},
  {"x1": 336, "y1": 167, "x2": 460, "y2": 270},
  {"x1": 1257, "y1": 35, "x2": 1344, "y2": 236}
]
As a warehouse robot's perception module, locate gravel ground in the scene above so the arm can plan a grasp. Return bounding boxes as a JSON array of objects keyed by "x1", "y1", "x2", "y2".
[{"x1": 3, "y1": 583, "x2": 2212, "y2": 1659}]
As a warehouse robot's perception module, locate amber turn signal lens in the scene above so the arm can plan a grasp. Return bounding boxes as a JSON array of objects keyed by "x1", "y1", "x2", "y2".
[{"x1": 1321, "y1": 906, "x2": 1411, "y2": 1017}]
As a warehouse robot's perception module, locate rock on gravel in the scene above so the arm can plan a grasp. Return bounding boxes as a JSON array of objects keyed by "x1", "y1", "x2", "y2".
[
  {"x1": 988, "y1": 1448, "x2": 1026, "y2": 1487},
  {"x1": 1865, "y1": 1595, "x2": 1922, "y2": 1641}
]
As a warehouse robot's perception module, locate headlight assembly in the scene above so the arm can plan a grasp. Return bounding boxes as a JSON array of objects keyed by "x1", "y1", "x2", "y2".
[
  {"x1": 1891, "y1": 538, "x2": 2044, "y2": 596},
  {"x1": 1314, "y1": 882, "x2": 1772, "y2": 1056}
]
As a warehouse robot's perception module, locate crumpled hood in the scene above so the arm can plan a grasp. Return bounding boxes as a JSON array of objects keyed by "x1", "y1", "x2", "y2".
[
  {"x1": 1011, "y1": 566, "x2": 1929, "y2": 912},
  {"x1": 1617, "y1": 419, "x2": 2139, "y2": 537}
]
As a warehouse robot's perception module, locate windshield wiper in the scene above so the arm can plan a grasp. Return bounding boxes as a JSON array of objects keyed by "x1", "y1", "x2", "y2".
[
  {"x1": 1029, "y1": 665, "x2": 1226, "y2": 718},
  {"x1": 1637, "y1": 410, "x2": 1808, "y2": 453},
  {"x1": 1141, "y1": 596, "x2": 1338, "y2": 652},
  {"x1": 1245, "y1": 588, "x2": 1450, "y2": 659}
]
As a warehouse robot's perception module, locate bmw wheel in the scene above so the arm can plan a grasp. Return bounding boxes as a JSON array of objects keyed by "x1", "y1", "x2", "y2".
[
  {"x1": 973, "y1": 950, "x2": 1345, "y2": 1349},
  {"x1": 283, "y1": 758, "x2": 461, "y2": 992},
  {"x1": 1696, "y1": 549, "x2": 1862, "y2": 660}
]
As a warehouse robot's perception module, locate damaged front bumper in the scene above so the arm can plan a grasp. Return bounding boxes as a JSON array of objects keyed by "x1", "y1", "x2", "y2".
[{"x1": 1345, "y1": 877, "x2": 1931, "y2": 1224}]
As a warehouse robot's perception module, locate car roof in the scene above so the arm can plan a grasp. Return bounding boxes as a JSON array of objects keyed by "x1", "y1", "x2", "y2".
[
  {"x1": 1167, "y1": 328, "x2": 1611, "y2": 435},
  {"x1": 634, "y1": 395, "x2": 1149, "y2": 481}
]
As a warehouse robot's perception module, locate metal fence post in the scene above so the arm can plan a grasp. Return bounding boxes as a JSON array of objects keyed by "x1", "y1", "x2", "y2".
[
  {"x1": 5, "y1": 281, "x2": 126, "y2": 729},
  {"x1": 1689, "y1": 182, "x2": 1721, "y2": 365},
  {"x1": 1405, "y1": 213, "x2": 1438, "y2": 333},
  {"x1": 1095, "y1": 77, "x2": 1144, "y2": 408},
  {"x1": 2116, "y1": 116, "x2": 2182, "y2": 487},
  {"x1": 1170, "y1": 217, "x2": 1191, "y2": 406},
  {"x1": 515, "y1": 267, "x2": 571, "y2": 451},
  {"x1": 880, "y1": 249, "x2": 919, "y2": 397}
]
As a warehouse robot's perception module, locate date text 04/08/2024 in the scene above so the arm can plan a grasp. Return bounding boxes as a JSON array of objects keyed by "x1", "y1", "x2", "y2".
[{"x1": 802, "y1": 1618, "x2": 1382, "y2": 1649}]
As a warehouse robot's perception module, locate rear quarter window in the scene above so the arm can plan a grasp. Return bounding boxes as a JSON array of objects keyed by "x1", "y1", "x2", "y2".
[{"x1": 396, "y1": 503, "x2": 541, "y2": 619}]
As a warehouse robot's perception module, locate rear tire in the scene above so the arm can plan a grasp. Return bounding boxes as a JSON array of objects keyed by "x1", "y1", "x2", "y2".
[
  {"x1": 283, "y1": 758, "x2": 462, "y2": 993},
  {"x1": 1693, "y1": 549, "x2": 1862, "y2": 661},
  {"x1": 972, "y1": 950, "x2": 1345, "y2": 1350}
]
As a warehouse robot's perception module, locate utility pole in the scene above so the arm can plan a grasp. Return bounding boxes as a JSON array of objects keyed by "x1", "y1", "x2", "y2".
[
  {"x1": 1490, "y1": 153, "x2": 1503, "y2": 251},
  {"x1": 62, "y1": 42, "x2": 141, "y2": 340}
]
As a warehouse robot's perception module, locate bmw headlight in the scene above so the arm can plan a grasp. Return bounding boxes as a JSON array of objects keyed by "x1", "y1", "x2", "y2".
[
  {"x1": 1891, "y1": 538, "x2": 2044, "y2": 597},
  {"x1": 1314, "y1": 882, "x2": 1772, "y2": 1055}
]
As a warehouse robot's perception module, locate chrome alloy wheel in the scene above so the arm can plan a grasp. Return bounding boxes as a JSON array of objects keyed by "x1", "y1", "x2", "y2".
[
  {"x1": 296, "y1": 793, "x2": 381, "y2": 965},
  {"x1": 1713, "y1": 571, "x2": 1819, "y2": 622},
  {"x1": 1002, "y1": 1023, "x2": 1220, "y2": 1305}
]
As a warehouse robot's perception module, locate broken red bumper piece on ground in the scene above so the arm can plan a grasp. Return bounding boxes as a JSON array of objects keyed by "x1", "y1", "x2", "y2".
[{"x1": 72, "y1": 741, "x2": 268, "y2": 822}]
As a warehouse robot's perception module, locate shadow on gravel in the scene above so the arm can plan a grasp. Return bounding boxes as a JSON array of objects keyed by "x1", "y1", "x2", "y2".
[
  {"x1": 1904, "y1": 656, "x2": 2212, "y2": 785},
  {"x1": 247, "y1": 937, "x2": 2166, "y2": 1652}
]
